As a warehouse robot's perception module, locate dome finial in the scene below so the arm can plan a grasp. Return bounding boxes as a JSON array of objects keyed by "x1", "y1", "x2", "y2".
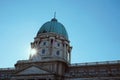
[
  {"x1": 51, "y1": 12, "x2": 57, "y2": 21},
  {"x1": 54, "y1": 12, "x2": 56, "y2": 18}
]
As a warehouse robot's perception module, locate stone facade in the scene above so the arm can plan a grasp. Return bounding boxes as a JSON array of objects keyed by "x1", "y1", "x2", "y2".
[
  {"x1": 0, "y1": 60, "x2": 120, "y2": 80},
  {"x1": 0, "y1": 18, "x2": 120, "y2": 80}
]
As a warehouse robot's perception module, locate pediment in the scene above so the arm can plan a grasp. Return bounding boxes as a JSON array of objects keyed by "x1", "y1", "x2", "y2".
[{"x1": 17, "y1": 66, "x2": 50, "y2": 75}]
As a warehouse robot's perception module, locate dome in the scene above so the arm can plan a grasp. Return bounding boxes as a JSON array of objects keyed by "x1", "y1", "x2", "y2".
[{"x1": 37, "y1": 18, "x2": 68, "y2": 39}]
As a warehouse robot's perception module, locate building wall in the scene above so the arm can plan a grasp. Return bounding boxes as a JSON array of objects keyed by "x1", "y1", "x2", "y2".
[
  {"x1": 0, "y1": 60, "x2": 120, "y2": 80},
  {"x1": 64, "y1": 61, "x2": 120, "y2": 80},
  {"x1": 30, "y1": 33, "x2": 71, "y2": 63},
  {"x1": 0, "y1": 68, "x2": 15, "y2": 80}
]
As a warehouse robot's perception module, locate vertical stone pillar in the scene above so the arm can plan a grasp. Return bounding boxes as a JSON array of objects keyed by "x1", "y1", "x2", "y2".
[
  {"x1": 64, "y1": 42, "x2": 67, "y2": 60},
  {"x1": 69, "y1": 52, "x2": 71, "y2": 63}
]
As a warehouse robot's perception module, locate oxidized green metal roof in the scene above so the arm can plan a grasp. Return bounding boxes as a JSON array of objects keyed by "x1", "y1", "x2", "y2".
[{"x1": 37, "y1": 18, "x2": 68, "y2": 39}]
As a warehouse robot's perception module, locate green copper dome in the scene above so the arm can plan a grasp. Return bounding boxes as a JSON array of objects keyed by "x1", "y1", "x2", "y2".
[{"x1": 37, "y1": 18, "x2": 68, "y2": 39}]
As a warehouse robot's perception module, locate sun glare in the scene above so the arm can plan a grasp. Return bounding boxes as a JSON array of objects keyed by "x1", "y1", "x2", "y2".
[{"x1": 30, "y1": 48, "x2": 37, "y2": 56}]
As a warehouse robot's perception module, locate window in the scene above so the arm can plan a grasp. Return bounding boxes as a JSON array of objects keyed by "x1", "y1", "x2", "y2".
[
  {"x1": 51, "y1": 39, "x2": 53, "y2": 44},
  {"x1": 42, "y1": 49, "x2": 45, "y2": 54},
  {"x1": 57, "y1": 43, "x2": 60, "y2": 47},
  {"x1": 42, "y1": 30, "x2": 47, "y2": 33},
  {"x1": 63, "y1": 44, "x2": 64, "y2": 47},
  {"x1": 43, "y1": 42, "x2": 46, "y2": 46},
  {"x1": 56, "y1": 51, "x2": 60, "y2": 56}
]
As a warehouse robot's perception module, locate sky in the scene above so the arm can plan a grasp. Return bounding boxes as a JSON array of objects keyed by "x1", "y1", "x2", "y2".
[{"x1": 0, "y1": 0, "x2": 120, "y2": 68}]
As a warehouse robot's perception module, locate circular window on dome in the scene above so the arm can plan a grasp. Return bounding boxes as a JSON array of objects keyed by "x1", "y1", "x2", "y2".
[{"x1": 42, "y1": 30, "x2": 47, "y2": 33}]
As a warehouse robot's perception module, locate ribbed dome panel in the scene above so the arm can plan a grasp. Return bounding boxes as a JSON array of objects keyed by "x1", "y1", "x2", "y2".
[{"x1": 37, "y1": 18, "x2": 68, "y2": 39}]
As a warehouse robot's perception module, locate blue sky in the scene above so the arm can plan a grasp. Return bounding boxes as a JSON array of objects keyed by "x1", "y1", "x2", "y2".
[{"x1": 0, "y1": 0, "x2": 120, "y2": 68}]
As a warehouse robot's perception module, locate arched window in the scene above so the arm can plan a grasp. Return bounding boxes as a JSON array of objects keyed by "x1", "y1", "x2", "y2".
[
  {"x1": 43, "y1": 42, "x2": 46, "y2": 46},
  {"x1": 51, "y1": 39, "x2": 53, "y2": 44},
  {"x1": 57, "y1": 43, "x2": 60, "y2": 47},
  {"x1": 42, "y1": 49, "x2": 45, "y2": 54},
  {"x1": 56, "y1": 50, "x2": 60, "y2": 56}
]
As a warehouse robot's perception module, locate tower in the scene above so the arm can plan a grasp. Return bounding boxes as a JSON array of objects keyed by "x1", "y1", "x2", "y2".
[
  {"x1": 30, "y1": 17, "x2": 72, "y2": 64},
  {"x1": 14, "y1": 17, "x2": 72, "y2": 80}
]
